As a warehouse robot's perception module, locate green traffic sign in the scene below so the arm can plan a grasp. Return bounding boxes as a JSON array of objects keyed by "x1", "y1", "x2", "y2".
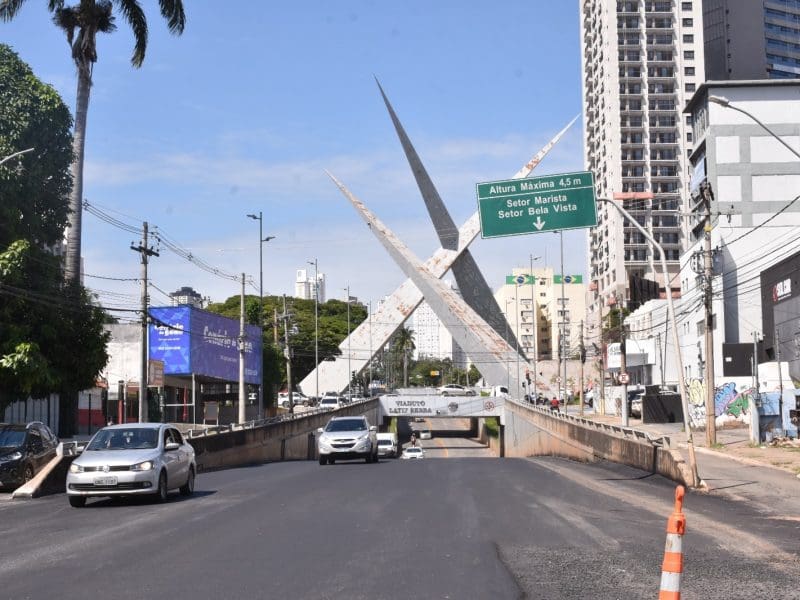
[{"x1": 476, "y1": 171, "x2": 597, "y2": 238}]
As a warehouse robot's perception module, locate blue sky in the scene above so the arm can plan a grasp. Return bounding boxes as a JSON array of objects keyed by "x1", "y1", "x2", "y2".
[{"x1": 3, "y1": 1, "x2": 585, "y2": 312}]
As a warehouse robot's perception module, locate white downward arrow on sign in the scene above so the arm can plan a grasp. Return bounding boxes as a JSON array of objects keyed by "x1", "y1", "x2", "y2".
[{"x1": 533, "y1": 216, "x2": 546, "y2": 230}]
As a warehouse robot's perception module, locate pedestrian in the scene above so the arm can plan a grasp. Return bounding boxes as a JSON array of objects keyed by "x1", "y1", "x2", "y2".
[{"x1": 550, "y1": 396, "x2": 560, "y2": 412}]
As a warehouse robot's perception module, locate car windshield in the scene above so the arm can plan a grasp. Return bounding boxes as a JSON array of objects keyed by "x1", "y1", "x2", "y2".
[
  {"x1": 406, "y1": 448, "x2": 421, "y2": 454},
  {"x1": 325, "y1": 419, "x2": 367, "y2": 432},
  {"x1": 85, "y1": 427, "x2": 160, "y2": 451},
  {"x1": 321, "y1": 399, "x2": 337, "y2": 404},
  {"x1": 0, "y1": 428, "x2": 25, "y2": 449},
  {"x1": 378, "y1": 439, "x2": 392, "y2": 445}
]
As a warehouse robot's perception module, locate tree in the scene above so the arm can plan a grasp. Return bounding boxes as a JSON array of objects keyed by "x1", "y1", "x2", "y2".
[
  {"x1": 391, "y1": 327, "x2": 415, "y2": 387},
  {"x1": 0, "y1": 45, "x2": 109, "y2": 424},
  {"x1": 0, "y1": 0, "x2": 186, "y2": 283}
]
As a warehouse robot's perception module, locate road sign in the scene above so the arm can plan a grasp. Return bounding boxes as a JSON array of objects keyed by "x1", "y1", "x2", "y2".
[
  {"x1": 476, "y1": 171, "x2": 597, "y2": 238},
  {"x1": 619, "y1": 372, "x2": 630, "y2": 384}
]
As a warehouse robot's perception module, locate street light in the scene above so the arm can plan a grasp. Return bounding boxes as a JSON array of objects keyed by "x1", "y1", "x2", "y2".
[
  {"x1": 343, "y1": 286, "x2": 351, "y2": 400},
  {"x1": 529, "y1": 255, "x2": 541, "y2": 400},
  {"x1": 246, "y1": 211, "x2": 275, "y2": 417},
  {"x1": 599, "y1": 195, "x2": 700, "y2": 487},
  {"x1": 0, "y1": 147, "x2": 34, "y2": 166},
  {"x1": 308, "y1": 259, "x2": 319, "y2": 401},
  {"x1": 708, "y1": 95, "x2": 800, "y2": 162}
]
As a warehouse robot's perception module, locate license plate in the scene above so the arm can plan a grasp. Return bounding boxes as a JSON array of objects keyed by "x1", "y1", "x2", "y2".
[{"x1": 93, "y1": 476, "x2": 117, "y2": 486}]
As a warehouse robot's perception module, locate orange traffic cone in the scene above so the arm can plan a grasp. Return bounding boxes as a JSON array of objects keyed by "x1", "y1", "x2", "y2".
[{"x1": 658, "y1": 485, "x2": 686, "y2": 600}]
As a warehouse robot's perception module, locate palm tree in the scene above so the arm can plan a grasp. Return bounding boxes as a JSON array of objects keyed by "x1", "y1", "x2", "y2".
[
  {"x1": 393, "y1": 327, "x2": 415, "y2": 388},
  {"x1": 0, "y1": 0, "x2": 186, "y2": 283}
]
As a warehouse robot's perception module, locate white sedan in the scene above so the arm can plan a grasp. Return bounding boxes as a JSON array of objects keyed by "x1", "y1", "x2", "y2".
[
  {"x1": 66, "y1": 423, "x2": 196, "y2": 507},
  {"x1": 437, "y1": 384, "x2": 476, "y2": 396},
  {"x1": 401, "y1": 447, "x2": 425, "y2": 460}
]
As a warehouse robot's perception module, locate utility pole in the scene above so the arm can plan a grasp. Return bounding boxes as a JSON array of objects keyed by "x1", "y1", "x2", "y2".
[
  {"x1": 700, "y1": 182, "x2": 717, "y2": 445},
  {"x1": 597, "y1": 290, "x2": 605, "y2": 415},
  {"x1": 273, "y1": 307, "x2": 279, "y2": 344},
  {"x1": 620, "y1": 309, "x2": 629, "y2": 427},
  {"x1": 751, "y1": 331, "x2": 760, "y2": 443},
  {"x1": 344, "y1": 286, "x2": 351, "y2": 399},
  {"x1": 238, "y1": 273, "x2": 246, "y2": 425},
  {"x1": 131, "y1": 222, "x2": 158, "y2": 423},
  {"x1": 579, "y1": 320, "x2": 585, "y2": 416},
  {"x1": 515, "y1": 282, "x2": 521, "y2": 399},
  {"x1": 282, "y1": 294, "x2": 294, "y2": 415},
  {"x1": 775, "y1": 325, "x2": 785, "y2": 433},
  {"x1": 308, "y1": 259, "x2": 319, "y2": 400}
]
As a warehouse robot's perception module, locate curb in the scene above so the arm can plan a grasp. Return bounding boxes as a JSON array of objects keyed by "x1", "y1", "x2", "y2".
[{"x1": 692, "y1": 445, "x2": 800, "y2": 478}]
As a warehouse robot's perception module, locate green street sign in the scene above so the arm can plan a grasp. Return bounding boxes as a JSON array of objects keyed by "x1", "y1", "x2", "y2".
[{"x1": 477, "y1": 171, "x2": 597, "y2": 238}]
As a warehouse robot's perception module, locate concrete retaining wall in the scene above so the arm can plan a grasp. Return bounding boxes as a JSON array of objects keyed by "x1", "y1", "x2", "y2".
[
  {"x1": 189, "y1": 401, "x2": 380, "y2": 472},
  {"x1": 504, "y1": 401, "x2": 693, "y2": 487}
]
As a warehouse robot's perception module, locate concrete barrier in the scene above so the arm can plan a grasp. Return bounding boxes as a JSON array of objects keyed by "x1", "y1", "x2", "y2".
[
  {"x1": 504, "y1": 401, "x2": 693, "y2": 487},
  {"x1": 12, "y1": 400, "x2": 380, "y2": 498}
]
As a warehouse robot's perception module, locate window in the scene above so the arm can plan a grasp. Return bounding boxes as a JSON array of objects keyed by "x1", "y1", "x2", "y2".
[
  {"x1": 682, "y1": 18, "x2": 693, "y2": 26},
  {"x1": 685, "y1": 83, "x2": 696, "y2": 92},
  {"x1": 682, "y1": 1, "x2": 692, "y2": 9},
  {"x1": 684, "y1": 66, "x2": 695, "y2": 75},
  {"x1": 684, "y1": 50, "x2": 694, "y2": 59},
  {"x1": 683, "y1": 34, "x2": 694, "y2": 43}
]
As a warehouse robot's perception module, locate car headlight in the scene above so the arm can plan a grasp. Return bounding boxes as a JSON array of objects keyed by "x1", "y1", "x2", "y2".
[
  {"x1": 130, "y1": 460, "x2": 154, "y2": 472},
  {"x1": 69, "y1": 462, "x2": 84, "y2": 473},
  {"x1": 0, "y1": 451, "x2": 23, "y2": 463}
]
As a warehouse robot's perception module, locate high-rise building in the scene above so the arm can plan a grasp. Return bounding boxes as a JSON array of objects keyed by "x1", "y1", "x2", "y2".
[
  {"x1": 169, "y1": 286, "x2": 203, "y2": 308},
  {"x1": 494, "y1": 267, "x2": 587, "y2": 362},
  {"x1": 295, "y1": 268, "x2": 326, "y2": 302},
  {"x1": 410, "y1": 283, "x2": 467, "y2": 368},
  {"x1": 704, "y1": 0, "x2": 800, "y2": 80},
  {"x1": 581, "y1": 0, "x2": 704, "y2": 336}
]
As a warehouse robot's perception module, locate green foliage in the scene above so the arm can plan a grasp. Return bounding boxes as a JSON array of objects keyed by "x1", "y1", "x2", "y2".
[
  {"x1": 484, "y1": 417, "x2": 499, "y2": 438},
  {"x1": 0, "y1": 47, "x2": 109, "y2": 415},
  {"x1": 205, "y1": 294, "x2": 367, "y2": 400}
]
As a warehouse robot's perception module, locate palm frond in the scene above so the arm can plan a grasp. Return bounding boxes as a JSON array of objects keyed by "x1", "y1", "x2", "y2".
[
  {"x1": 52, "y1": 6, "x2": 78, "y2": 48},
  {"x1": 159, "y1": 0, "x2": 184, "y2": 34},
  {"x1": 114, "y1": 0, "x2": 147, "y2": 67},
  {"x1": 47, "y1": 0, "x2": 64, "y2": 11},
  {"x1": 0, "y1": 0, "x2": 28, "y2": 22}
]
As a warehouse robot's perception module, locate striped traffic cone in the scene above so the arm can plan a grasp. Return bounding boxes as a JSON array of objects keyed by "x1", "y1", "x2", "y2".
[{"x1": 658, "y1": 485, "x2": 686, "y2": 600}]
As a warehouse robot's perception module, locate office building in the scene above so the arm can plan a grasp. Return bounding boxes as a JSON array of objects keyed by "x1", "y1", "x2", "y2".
[
  {"x1": 704, "y1": 0, "x2": 800, "y2": 80},
  {"x1": 295, "y1": 268, "x2": 326, "y2": 302}
]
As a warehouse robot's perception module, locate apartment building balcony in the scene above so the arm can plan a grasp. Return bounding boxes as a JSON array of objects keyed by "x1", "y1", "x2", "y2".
[{"x1": 646, "y1": 34, "x2": 675, "y2": 48}]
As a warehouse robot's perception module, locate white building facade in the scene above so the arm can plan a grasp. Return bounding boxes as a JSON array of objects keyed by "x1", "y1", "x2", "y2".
[
  {"x1": 294, "y1": 268, "x2": 326, "y2": 302},
  {"x1": 580, "y1": 0, "x2": 704, "y2": 345}
]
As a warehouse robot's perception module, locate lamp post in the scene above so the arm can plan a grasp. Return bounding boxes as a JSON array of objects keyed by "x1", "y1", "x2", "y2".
[
  {"x1": 529, "y1": 255, "x2": 541, "y2": 400},
  {"x1": 709, "y1": 94, "x2": 799, "y2": 430},
  {"x1": 515, "y1": 281, "x2": 521, "y2": 399},
  {"x1": 246, "y1": 212, "x2": 275, "y2": 417},
  {"x1": 600, "y1": 195, "x2": 700, "y2": 487},
  {"x1": 343, "y1": 286, "x2": 351, "y2": 400},
  {"x1": 308, "y1": 259, "x2": 319, "y2": 401}
]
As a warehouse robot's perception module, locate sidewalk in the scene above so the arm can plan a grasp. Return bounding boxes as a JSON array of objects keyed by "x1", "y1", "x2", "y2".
[{"x1": 572, "y1": 406, "x2": 800, "y2": 515}]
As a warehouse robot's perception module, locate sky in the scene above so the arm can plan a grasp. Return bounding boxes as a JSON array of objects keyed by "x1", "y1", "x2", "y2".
[{"x1": 3, "y1": 1, "x2": 585, "y2": 315}]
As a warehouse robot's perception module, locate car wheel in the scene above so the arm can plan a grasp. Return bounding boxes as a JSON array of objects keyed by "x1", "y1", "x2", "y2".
[
  {"x1": 154, "y1": 471, "x2": 168, "y2": 503},
  {"x1": 68, "y1": 496, "x2": 86, "y2": 508},
  {"x1": 319, "y1": 456, "x2": 327, "y2": 466},
  {"x1": 180, "y1": 468, "x2": 195, "y2": 496},
  {"x1": 22, "y1": 463, "x2": 34, "y2": 483},
  {"x1": 282, "y1": 401, "x2": 290, "y2": 408},
  {"x1": 329, "y1": 458, "x2": 335, "y2": 464}
]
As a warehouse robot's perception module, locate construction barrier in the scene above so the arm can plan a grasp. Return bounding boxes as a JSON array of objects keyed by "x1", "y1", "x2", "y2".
[{"x1": 658, "y1": 485, "x2": 686, "y2": 600}]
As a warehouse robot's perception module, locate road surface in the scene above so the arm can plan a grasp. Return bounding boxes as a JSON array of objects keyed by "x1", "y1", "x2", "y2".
[{"x1": 0, "y1": 454, "x2": 796, "y2": 599}]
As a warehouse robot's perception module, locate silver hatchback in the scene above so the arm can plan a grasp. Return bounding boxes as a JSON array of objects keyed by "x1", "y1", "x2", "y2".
[{"x1": 66, "y1": 423, "x2": 196, "y2": 507}]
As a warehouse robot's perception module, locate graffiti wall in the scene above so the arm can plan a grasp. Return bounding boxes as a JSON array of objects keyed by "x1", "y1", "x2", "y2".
[{"x1": 686, "y1": 379, "x2": 756, "y2": 428}]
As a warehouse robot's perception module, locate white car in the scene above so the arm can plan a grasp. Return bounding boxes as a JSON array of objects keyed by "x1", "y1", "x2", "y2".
[
  {"x1": 437, "y1": 384, "x2": 476, "y2": 397},
  {"x1": 66, "y1": 423, "x2": 196, "y2": 507},
  {"x1": 401, "y1": 446, "x2": 425, "y2": 460},
  {"x1": 418, "y1": 430, "x2": 432, "y2": 440},
  {"x1": 318, "y1": 397, "x2": 341, "y2": 411},
  {"x1": 277, "y1": 391, "x2": 309, "y2": 408},
  {"x1": 317, "y1": 416, "x2": 378, "y2": 464}
]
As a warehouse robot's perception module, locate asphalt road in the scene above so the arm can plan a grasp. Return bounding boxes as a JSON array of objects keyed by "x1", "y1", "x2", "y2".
[
  {"x1": 1, "y1": 454, "x2": 797, "y2": 599},
  {"x1": 408, "y1": 417, "x2": 494, "y2": 458}
]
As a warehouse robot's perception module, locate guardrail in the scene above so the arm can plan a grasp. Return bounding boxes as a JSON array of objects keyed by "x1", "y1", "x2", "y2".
[{"x1": 512, "y1": 400, "x2": 673, "y2": 448}]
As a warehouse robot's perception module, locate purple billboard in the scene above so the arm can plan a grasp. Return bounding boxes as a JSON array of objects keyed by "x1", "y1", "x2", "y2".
[{"x1": 149, "y1": 306, "x2": 262, "y2": 383}]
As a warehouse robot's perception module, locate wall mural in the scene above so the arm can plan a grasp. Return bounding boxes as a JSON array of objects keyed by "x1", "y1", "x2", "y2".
[{"x1": 686, "y1": 379, "x2": 755, "y2": 428}]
